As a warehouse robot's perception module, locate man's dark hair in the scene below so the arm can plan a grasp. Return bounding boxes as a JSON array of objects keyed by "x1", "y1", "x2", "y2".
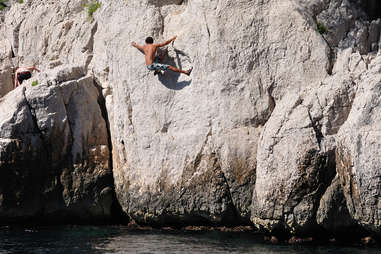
[{"x1": 145, "y1": 37, "x2": 154, "y2": 44}]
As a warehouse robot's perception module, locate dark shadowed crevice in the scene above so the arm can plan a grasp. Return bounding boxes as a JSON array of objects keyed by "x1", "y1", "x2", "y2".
[
  {"x1": 326, "y1": 45, "x2": 335, "y2": 75},
  {"x1": 12, "y1": 22, "x2": 22, "y2": 57},
  {"x1": 147, "y1": 0, "x2": 187, "y2": 7},
  {"x1": 361, "y1": 0, "x2": 381, "y2": 20},
  {"x1": 307, "y1": 109, "x2": 323, "y2": 150},
  {"x1": 93, "y1": 81, "x2": 113, "y2": 171},
  {"x1": 93, "y1": 80, "x2": 129, "y2": 224},
  {"x1": 219, "y1": 168, "x2": 247, "y2": 226},
  {"x1": 267, "y1": 81, "x2": 276, "y2": 114}
]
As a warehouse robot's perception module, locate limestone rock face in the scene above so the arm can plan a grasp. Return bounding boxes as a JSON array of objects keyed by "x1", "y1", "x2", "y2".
[
  {"x1": 336, "y1": 55, "x2": 381, "y2": 234},
  {"x1": 88, "y1": 0, "x2": 329, "y2": 225},
  {"x1": 0, "y1": 66, "x2": 114, "y2": 223},
  {"x1": 250, "y1": 43, "x2": 369, "y2": 235},
  {"x1": 1, "y1": 0, "x2": 381, "y2": 237},
  {"x1": 4, "y1": 0, "x2": 96, "y2": 69}
]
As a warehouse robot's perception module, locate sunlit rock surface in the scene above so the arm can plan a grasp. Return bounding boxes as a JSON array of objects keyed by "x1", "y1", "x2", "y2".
[{"x1": 0, "y1": 0, "x2": 381, "y2": 237}]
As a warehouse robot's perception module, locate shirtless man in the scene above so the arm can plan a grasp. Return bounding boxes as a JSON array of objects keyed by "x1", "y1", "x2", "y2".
[
  {"x1": 131, "y1": 36, "x2": 192, "y2": 76},
  {"x1": 14, "y1": 66, "x2": 40, "y2": 88}
]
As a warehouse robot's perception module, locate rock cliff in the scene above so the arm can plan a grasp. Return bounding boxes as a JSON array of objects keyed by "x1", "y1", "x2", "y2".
[
  {"x1": 1, "y1": 0, "x2": 381, "y2": 239},
  {"x1": 0, "y1": 66, "x2": 115, "y2": 223}
]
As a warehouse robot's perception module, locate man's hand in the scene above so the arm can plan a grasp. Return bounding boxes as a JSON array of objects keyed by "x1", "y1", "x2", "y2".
[
  {"x1": 132, "y1": 41, "x2": 144, "y2": 51},
  {"x1": 172, "y1": 35, "x2": 177, "y2": 41}
]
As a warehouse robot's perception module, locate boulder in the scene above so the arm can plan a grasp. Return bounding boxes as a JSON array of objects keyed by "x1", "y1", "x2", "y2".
[{"x1": 0, "y1": 66, "x2": 114, "y2": 223}]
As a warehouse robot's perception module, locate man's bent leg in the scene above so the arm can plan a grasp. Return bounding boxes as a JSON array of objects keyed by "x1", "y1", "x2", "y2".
[{"x1": 168, "y1": 65, "x2": 191, "y2": 75}]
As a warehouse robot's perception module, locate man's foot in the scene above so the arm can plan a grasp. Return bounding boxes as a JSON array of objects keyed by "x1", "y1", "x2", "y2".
[{"x1": 185, "y1": 67, "x2": 193, "y2": 76}]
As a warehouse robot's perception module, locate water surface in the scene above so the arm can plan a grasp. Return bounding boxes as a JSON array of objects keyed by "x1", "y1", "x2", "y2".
[{"x1": 0, "y1": 226, "x2": 379, "y2": 253}]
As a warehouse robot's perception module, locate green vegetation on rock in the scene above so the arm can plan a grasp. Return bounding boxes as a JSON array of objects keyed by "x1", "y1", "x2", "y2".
[
  {"x1": 317, "y1": 22, "x2": 328, "y2": 34},
  {"x1": 84, "y1": 0, "x2": 101, "y2": 19},
  {"x1": 31, "y1": 80, "x2": 38, "y2": 86},
  {"x1": 0, "y1": 0, "x2": 8, "y2": 11}
]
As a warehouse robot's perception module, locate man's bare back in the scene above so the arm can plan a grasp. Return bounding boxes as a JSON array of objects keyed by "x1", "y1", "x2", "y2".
[
  {"x1": 142, "y1": 44, "x2": 159, "y2": 66},
  {"x1": 132, "y1": 36, "x2": 192, "y2": 76}
]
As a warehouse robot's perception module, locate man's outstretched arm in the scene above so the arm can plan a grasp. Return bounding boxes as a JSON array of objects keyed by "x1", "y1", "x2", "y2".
[
  {"x1": 131, "y1": 42, "x2": 144, "y2": 51},
  {"x1": 156, "y1": 35, "x2": 177, "y2": 47},
  {"x1": 25, "y1": 66, "x2": 40, "y2": 72}
]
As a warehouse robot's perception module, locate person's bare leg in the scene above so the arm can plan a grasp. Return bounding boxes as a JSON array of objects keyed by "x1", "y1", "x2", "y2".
[{"x1": 168, "y1": 65, "x2": 191, "y2": 76}]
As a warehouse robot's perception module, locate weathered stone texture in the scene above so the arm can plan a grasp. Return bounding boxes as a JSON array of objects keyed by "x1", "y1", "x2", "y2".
[
  {"x1": 0, "y1": 66, "x2": 114, "y2": 223},
  {"x1": 1, "y1": 0, "x2": 381, "y2": 237},
  {"x1": 336, "y1": 55, "x2": 381, "y2": 234},
  {"x1": 89, "y1": 0, "x2": 329, "y2": 225}
]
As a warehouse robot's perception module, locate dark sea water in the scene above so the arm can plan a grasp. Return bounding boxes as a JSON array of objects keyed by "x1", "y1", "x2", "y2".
[{"x1": 0, "y1": 226, "x2": 379, "y2": 254}]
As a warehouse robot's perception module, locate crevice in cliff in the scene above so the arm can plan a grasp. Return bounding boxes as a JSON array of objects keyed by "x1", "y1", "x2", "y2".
[
  {"x1": 92, "y1": 79, "x2": 129, "y2": 224},
  {"x1": 147, "y1": 0, "x2": 187, "y2": 8},
  {"x1": 205, "y1": 20, "x2": 211, "y2": 38},
  {"x1": 203, "y1": 13, "x2": 211, "y2": 46},
  {"x1": 267, "y1": 81, "x2": 276, "y2": 115},
  {"x1": 158, "y1": 8, "x2": 165, "y2": 35},
  {"x1": 93, "y1": 80, "x2": 113, "y2": 178},
  {"x1": 84, "y1": 22, "x2": 98, "y2": 71},
  {"x1": 11, "y1": 47, "x2": 15, "y2": 58},
  {"x1": 12, "y1": 22, "x2": 23, "y2": 57},
  {"x1": 62, "y1": 101, "x2": 75, "y2": 161},
  {"x1": 326, "y1": 45, "x2": 335, "y2": 75},
  {"x1": 307, "y1": 109, "x2": 323, "y2": 150},
  {"x1": 219, "y1": 166, "x2": 246, "y2": 225},
  {"x1": 312, "y1": 15, "x2": 336, "y2": 75}
]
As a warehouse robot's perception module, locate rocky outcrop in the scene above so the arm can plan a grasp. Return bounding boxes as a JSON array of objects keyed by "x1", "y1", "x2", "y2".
[
  {"x1": 336, "y1": 55, "x2": 381, "y2": 235},
  {"x1": 1, "y1": 0, "x2": 381, "y2": 239},
  {"x1": 0, "y1": 66, "x2": 115, "y2": 223},
  {"x1": 91, "y1": 0, "x2": 330, "y2": 226}
]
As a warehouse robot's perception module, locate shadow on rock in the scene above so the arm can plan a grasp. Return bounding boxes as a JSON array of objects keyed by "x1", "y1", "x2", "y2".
[
  {"x1": 157, "y1": 48, "x2": 192, "y2": 90},
  {"x1": 158, "y1": 72, "x2": 192, "y2": 90}
]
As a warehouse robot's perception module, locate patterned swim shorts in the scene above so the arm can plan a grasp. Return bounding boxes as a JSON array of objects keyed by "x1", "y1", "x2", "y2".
[{"x1": 147, "y1": 56, "x2": 169, "y2": 71}]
